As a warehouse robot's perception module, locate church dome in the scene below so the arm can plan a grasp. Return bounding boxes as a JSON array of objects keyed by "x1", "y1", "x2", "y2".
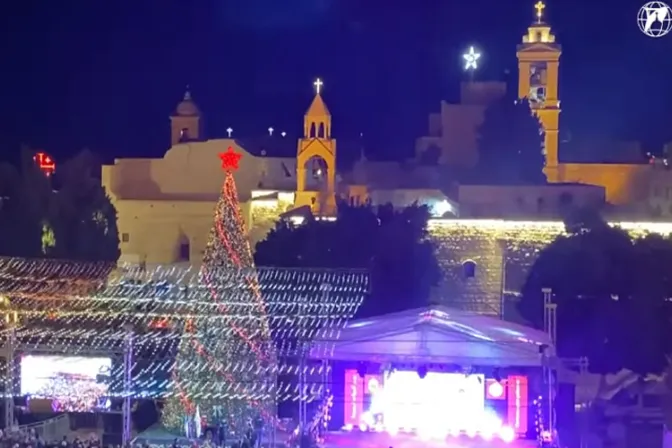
[{"x1": 174, "y1": 90, "x2": 200, "y2": 117}]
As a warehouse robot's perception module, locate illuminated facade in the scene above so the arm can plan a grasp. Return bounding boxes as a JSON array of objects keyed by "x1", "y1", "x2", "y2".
[
  {"x1": 102, "y1": 2, "x2": 663, "y2": 316},
  {"x1": 516, "y1": 2, "x2": 651, "y2": 205},
  {"x1": 416, "y1": 2, "x2": 652, "y2": 206}
]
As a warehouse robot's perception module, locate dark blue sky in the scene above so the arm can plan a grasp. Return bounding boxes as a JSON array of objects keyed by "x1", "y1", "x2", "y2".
[{"x1": 0, "y1": 0, "x2": 670, "y2": 163}]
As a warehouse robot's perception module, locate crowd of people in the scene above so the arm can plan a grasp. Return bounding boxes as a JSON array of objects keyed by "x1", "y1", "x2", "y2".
[{"x1": 0, "y1": 427, "x2": 106, "y2": 448}]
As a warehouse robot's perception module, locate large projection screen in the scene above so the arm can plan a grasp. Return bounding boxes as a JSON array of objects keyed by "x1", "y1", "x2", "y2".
[
  {"x1": 21, "y1": 355, "x2": 112, "y2": 412},
  {"x1": 383, "y1": 370, "x2": 485, "y2": 433}
]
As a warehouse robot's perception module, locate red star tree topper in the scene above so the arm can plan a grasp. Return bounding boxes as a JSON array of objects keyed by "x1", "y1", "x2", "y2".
[
  {"x1": 163, "y1": 146, "x2": 273, "y2": 435},
  {"x1": 219, "y1": 146, "x2": 242, "y2": 171}
]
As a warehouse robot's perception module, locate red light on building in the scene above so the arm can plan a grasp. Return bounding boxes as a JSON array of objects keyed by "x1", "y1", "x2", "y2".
[{"x1": 34, "y1": 151, "x2": 56, "y2": 176}]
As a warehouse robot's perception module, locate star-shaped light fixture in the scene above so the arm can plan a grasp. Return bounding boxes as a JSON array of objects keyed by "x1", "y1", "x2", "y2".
[
  {"x1": 463, "y1": 46, "x2": 481, "y2": 71},
  {"x1": 268, "y1": 127, "x2": 274, "y2": 136},
  {"x1": 226, "y1": 127, "x2": 233, "y2": 138},
  {"x1": 219, "y1": 147, "x2": 242, "y2": 172}
]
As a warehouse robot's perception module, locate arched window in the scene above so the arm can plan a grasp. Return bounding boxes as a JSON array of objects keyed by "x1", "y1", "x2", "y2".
[
  {"x1": 462, "y1": 260, "x2": 477, "y2": 279},
  {"x1": 318, "y1": 123, "x2": 325, "y2": 139},
  {"x1": 309, "y1": 123, "x2": 316, "y2": 138}
]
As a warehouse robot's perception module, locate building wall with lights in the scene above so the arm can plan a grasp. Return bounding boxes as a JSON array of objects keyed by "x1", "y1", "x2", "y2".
[{"x1": 427, "y1": 220, "x2": 672, "y2": 316}]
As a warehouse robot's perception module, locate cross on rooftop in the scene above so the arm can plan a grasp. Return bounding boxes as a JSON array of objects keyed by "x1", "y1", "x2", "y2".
[
  {"x1": 534, "y1": 1, "x2": 545, "y2": 22},
  {"x1": 313, "y1": 78, "x2": 323, "y2": 94}
]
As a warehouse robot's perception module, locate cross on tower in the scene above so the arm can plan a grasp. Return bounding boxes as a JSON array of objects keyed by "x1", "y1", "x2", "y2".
[
  {"x1": 313, "y1": 78, "x2": 323, "y2": 95},
  {"x1": 534, "y1": 1, "x2": 545, "y2": 23}
]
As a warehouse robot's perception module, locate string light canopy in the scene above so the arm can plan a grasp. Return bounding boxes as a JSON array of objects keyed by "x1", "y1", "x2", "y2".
[{"x1": 0, "y1": 258, "x2": 368, "y2": 401}]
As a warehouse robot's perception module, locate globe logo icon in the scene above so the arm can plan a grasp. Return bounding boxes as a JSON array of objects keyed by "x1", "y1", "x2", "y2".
[{"x1": 638, "y1": 1, "x2": 672, "y2": 37}]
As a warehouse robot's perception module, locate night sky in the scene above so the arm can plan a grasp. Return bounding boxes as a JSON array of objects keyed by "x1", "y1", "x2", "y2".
[{"x1": 0, "y1": 0, "x2": 670, "y2": 164}]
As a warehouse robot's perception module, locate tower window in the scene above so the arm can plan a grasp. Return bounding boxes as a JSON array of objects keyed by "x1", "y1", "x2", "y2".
[
  {"x1": 179, "y1": 128, "x2": 190, "y2": 142},
  {"x1": 121, "y1": 233, "x2": 130, "y2": 243},
  {"x1": 309, "y1": 123, "x2": 316, "y2": 138},
  {"x1": 178, "y1": 241, "x2": 190, "y2": 262},
  {"x1": 462, "y1": 260, "x2": 477, "y2": 279}
]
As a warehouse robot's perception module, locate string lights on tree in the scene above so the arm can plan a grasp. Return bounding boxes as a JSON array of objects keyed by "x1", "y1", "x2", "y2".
[{"x1": 164, "y1": 146, "x2": 273, "y2": 433}]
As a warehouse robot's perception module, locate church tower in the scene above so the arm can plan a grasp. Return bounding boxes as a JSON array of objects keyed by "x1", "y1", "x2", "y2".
[
  {"x1": 516, "y1": 1, "x2": 562, "y2": 182},
  {"x1": 295, "y1": 79, "x2": 337, "y2": 215},
  {"x1": 170, "y1": 88, "x2": 201, "y2": 146}
]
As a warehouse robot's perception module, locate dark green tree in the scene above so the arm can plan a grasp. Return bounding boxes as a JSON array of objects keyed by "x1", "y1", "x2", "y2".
[
  {"x1": 51, "y1": 150, "x2": 120, "y2": 262},
  {"x1": 477, "y1": 96, "x2": 545, "y2": 184},
  {"x1": 0, "y1": 148, "x2": 54, "y2": 258},
  {"x1": 254, "y1": 202, "x2": 442, "y2": 317},
  {"x1": 519, "y1": 210, "x2": 672, "y2": 375}
]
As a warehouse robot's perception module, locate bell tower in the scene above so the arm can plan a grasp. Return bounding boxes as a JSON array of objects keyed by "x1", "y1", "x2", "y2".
[
  {"x1": 516, "y1": 1, "x2": 562, "y2": 182},
  {"x1": 295, "y1": 78, "x2": 337, "y2": 215},
  {"x1": 170, "y1": 88, "x2": 201, "y2": 146}
]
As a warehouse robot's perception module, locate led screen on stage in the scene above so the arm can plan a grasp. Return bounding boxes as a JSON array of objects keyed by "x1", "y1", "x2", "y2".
[
  {"x1": 344, "y1": 369, "x2": 485, "y2": 434},
  {"x1": 384, "y1": 370, "x2": 485, "y2": 433},
  {"x1": 21, "y1": 355, "x2": 112, "y2": 412}
]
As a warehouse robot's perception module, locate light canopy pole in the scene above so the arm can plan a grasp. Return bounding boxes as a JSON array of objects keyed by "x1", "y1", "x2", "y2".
[
  {"x1": 1, "y1": 296, "x2": 17, "y2": 430},
  {"x1": 122, "y1": 323, "x2": 134, "y2": 445},
  {"x1": 541, "y1": 288, "x2": 556, "y2": 441}
]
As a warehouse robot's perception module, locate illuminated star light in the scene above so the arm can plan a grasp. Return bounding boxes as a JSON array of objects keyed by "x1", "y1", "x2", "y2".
[
  {"x1": 226, "y1": 127, "x2": 233, "y2": 138},
  {"x1": 463, "y1": 46, "x2": 481, "y2": 71},
  {"x1": 219, "y1": 147, "x2": 242, "y2": 172}
]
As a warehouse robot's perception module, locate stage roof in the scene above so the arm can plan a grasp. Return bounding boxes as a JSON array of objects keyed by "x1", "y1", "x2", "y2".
[{"x1": 310, "y1": 305, "x2": 554, "y2": 367}]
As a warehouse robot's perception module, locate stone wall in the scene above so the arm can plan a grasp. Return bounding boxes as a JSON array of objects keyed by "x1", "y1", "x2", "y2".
[
  {"x1": 428, "y1": 220, "x2": 562, "y2": 316},
  {"x1": 428, "y1": 220, "x2": 672, "y2": 317},
  {"x1": 249, "y1": 214, "x2": 672, "y2": 317}
]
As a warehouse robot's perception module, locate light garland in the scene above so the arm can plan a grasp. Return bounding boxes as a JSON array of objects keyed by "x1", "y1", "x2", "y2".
[{"x1": 0, "y1": 263, "x2": 367, "y2": 400}]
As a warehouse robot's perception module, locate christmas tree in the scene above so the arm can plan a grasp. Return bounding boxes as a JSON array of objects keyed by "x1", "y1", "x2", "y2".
[{"x1": 162, "y1": 147, "x2": 273, "y2": 436}]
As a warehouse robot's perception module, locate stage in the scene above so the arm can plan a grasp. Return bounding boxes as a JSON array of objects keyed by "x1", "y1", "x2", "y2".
[{"x1": 305, "y1": 306, "x2": 556, "y2": 447}]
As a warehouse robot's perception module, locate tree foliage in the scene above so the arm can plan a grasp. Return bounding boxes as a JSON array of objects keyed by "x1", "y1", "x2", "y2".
[
  {"x1": 519, "y1": 210, "x2": 672, "y2": 375},
  {"x1": 0, "y1": 148, "x2": 120, "y2": 261},
  {"x1": 477, "y1": 96, "x2": 545, "y2": 184},
  {"x1": 254, "y1": 202, "x2": 442, "y2": 317},
  {"x1": 50, "y1": 150, "x2": 120, "y2": 261}
]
